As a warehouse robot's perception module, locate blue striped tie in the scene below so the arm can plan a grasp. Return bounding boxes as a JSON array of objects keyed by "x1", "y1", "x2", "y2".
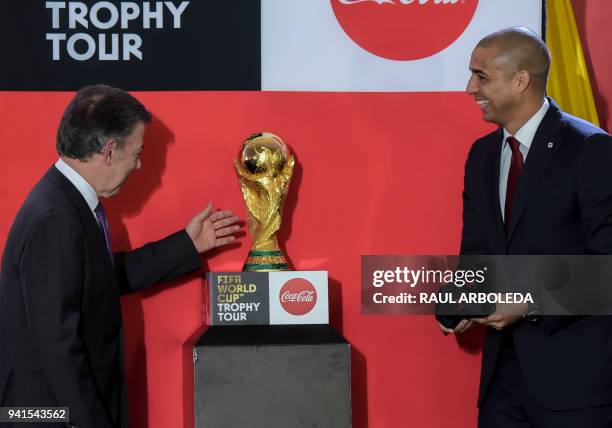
[{"x1": 94, "y1": 203, "x2": 113, "y2": 262}]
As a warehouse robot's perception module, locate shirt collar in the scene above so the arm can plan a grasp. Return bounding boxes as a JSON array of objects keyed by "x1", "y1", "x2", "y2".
[
  {"x1": 55, "y1": 158, "x2": 99, "y2": 213},
  {"x1": 503, "y1": 98, "x2": 549, "y2": 150}
]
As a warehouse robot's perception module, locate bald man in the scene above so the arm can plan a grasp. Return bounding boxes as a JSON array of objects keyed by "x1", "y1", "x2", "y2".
[{"x1": 439, "y1": 28, "x2": 612, "y2": 427}]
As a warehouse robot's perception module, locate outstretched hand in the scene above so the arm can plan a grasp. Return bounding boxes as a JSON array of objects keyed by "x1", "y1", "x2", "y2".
[{"x1": 185, "y1": 203, "x2": 241, "y2": 253}]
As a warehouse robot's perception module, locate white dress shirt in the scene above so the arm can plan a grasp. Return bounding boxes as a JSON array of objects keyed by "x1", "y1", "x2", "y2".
[
  {"x1": 55, "y1": 158, "x2": 99, "y2": 219},
  {"x1": 499, "y1": 98, "x2": 549, "y2": 220}
]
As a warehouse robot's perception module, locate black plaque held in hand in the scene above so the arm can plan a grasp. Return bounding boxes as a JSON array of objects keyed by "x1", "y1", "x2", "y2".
[{"x1": 435, "y1": 283, "x2": 495, "y2": 329}]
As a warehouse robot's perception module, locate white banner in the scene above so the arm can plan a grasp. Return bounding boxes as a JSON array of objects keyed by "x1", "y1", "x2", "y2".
[{"x1": 262, "y1": 0, "x2": 543, "y2": 92}]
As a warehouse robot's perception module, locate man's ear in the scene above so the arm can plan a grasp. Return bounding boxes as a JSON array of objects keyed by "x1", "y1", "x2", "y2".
[
  {"x1": 101, "y1": 140, "x2": 118, "y2": 166},
  {"x1": 514, "y1": 70, "x2": 531, "y2": 93}
]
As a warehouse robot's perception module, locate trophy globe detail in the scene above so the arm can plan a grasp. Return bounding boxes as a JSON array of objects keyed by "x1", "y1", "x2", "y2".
[{"x1": 234, "y1": 133, "x2": 295, "y2": 271}]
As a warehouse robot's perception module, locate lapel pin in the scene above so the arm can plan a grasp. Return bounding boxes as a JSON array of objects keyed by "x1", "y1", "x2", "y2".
[{"x1": 547, "y1": 142, "x2": 554, "y2": 149}]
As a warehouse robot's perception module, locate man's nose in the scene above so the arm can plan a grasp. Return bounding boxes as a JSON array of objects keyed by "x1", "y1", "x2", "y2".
[{"x1": 466, "y1": 76, "x2": 477, "y2": 95}]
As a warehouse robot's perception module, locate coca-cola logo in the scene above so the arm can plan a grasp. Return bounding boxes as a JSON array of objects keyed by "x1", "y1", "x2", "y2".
[
  {"x1": 331, "y1": 0, "x2": 479, "y2": 61},
  {"x1": 279, "y1": 278, "x2": 318, "y2": 316}
]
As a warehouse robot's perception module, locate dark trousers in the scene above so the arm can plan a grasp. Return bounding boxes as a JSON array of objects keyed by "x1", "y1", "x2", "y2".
[{"x1": 479, "y1": 335, "x2": 612, "y2": 428}]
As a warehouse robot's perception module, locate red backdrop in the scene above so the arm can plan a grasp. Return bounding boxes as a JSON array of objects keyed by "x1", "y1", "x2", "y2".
[{"x1": 572, "y1": 0, "x2": 612, "y2": 132}]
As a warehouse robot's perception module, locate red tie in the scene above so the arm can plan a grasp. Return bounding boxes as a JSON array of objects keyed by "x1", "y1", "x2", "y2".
[{"x1": 505, "y1": 136, "x2": 524, "y2": 233}]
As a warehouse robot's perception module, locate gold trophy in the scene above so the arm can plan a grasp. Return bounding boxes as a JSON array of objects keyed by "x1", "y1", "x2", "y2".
[{"x1": 234, "y1": 133, "x2": 295, "y2": 271}]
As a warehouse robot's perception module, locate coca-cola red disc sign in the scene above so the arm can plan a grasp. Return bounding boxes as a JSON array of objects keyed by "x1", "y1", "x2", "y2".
[
  {"x1": 279, "y1": 278, "x2": 318, "y2": 316},
  {"x1": 331, "y1": 0, "x2": 479, "y2": 61}
]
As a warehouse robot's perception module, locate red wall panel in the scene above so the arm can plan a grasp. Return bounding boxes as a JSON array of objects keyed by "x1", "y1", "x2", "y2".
[
  {"x1": 0, "y1": 91, "x2": 495, "y2": 427},
  {"x1": 572, "y1": 0, "x2": 612, "y2": 132}
]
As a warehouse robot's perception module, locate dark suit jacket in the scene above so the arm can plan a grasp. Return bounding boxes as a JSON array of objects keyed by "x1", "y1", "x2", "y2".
[
  {"x1": 461, "y1": 98, "x2": 612, "y2": 411},
  {"x1": 0, "y1": 166, "x2": 202, "y2": 427}
]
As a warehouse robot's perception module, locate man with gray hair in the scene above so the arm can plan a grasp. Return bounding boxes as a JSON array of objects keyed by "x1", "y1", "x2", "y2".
[
  {"x1": 438, "y1": 28, "x2": 612, "y2": 426},
  {"x1": 0, "y1": 85, "x2": 241, "y2": 427}
]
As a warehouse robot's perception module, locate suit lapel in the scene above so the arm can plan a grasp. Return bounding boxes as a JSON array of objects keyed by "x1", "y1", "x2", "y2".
[
  {"x1": 45, "y1": 166, "x2": 118, "y2": 277},
  {"x1": 506, "y1": 99, "x2": 566, "y2": 243},
  {"x1": 484, "y1": 129, "x2": 506, "y2": 247}
]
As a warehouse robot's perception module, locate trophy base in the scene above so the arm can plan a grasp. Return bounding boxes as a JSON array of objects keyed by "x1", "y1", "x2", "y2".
[{"x1": 243, "y1": 250, "x2": 290, "y2": 272}]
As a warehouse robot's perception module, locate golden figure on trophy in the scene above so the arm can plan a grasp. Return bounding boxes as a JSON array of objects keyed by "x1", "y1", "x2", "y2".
[{"x1": 234, "y1": 132, "x2": 294, "y2": 271}]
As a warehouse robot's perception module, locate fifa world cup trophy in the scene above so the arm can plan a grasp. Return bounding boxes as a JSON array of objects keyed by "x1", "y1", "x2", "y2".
[{"x1": 233, "y1": 133, "x2": 295, "y2": 271}]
